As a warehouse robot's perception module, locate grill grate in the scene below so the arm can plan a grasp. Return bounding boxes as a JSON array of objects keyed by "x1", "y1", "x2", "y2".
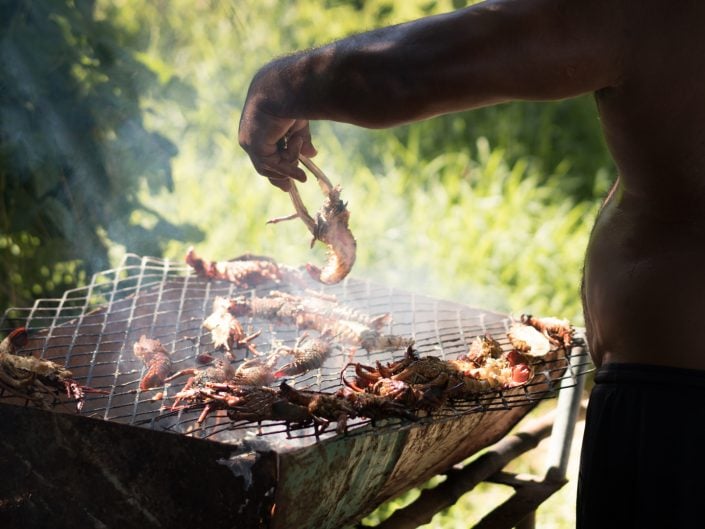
[{"x1": 1, "y1": 254, "x2": 592, "y2": 447}]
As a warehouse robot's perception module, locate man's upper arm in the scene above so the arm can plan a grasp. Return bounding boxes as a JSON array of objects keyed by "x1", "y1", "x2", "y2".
[
  {"x1": 487, "y1": 0, "x2": 625, "y2": 99},
  {"x1": 274, "y1": 0, "x2": 627, "y2": 128},
  {"x1": 401, "y1": 0, "x2": 627, "y2": 118}
]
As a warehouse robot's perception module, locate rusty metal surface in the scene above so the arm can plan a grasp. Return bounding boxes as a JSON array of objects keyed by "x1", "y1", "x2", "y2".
[
  {"x1": 274, "y1": 403, "x2": 536, "y2": 529},
  {"x1": 0, "y1": 402, "x2": 277, "y2": 529},
  {"x1": 0, "y1": 254, "x2": 581, "y2": 528}
]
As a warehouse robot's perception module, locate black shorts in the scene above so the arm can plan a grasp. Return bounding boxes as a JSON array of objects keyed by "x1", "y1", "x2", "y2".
[{"x1": 577, "y1": 363, "x2": 705, "y2": 529}]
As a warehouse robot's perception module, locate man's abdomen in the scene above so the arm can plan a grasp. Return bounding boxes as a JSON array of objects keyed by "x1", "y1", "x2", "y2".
[{"x1": 583, "y1": 195, "x2": 705, "y2": 369}]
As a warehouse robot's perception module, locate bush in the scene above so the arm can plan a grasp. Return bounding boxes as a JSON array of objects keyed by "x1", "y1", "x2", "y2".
[{"x1": 0, "y1": 0, "x2": 198, "y2": 309}]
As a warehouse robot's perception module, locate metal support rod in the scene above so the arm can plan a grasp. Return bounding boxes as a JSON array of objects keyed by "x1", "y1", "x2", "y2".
[{"x1": 544, "y1": 328, "x2": 590, "y2": 480}]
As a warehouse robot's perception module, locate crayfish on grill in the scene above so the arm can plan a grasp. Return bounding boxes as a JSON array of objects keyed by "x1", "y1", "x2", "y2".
[
  {"x1": 165, "y1": 358, "x2": 236, "y2": 419},
  {"x1": 267, "y1": 155, "x2": 356, "y2": 285},
  {"x1": 202, "y1": 296, "x2": 261, "y2": 357},
  {"x1": 505, "y1": 314, "x2": 574, "y2": 361},
  {"x1": 228, "y1": 290, "x2": 391, "y2": 330},
  {"x1": 344, "y1": 343, "x2": 534, "y2": 409},
  {"x1": 175, "y1": 382, "x2": 312, "y2": 429},
  {"x1": 519, "y1": 314, "x2": 574, "y2": 350},
  {"x1": 133, "y1": 335, "x2": 173, "y2": 390},
  {"x1": 273, "y1": 332, "x2": 341, "y2": 378},
  {"x1": 186, "y1": 247, "x2": 302, "y2": 289},
  {"x1": 279, "y1": 381, "x2": 415, "y2": 435},
  {"x1": 217, "y1": 383, "x2": 313, "y2": 432},
  {"x1": 233, "y1": 356, "x2": 279, "y2": 386},
  {"x1": 0, "y1": 327, "x2": 106, "y2": 411},
  {"x1": 226, "y1": 290, "x2": 409, "y2": 352}
]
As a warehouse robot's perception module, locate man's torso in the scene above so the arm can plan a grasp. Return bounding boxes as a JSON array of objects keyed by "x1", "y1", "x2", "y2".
[{"x1": 583, "y1": 7, "x2": 705, "y2": 368}]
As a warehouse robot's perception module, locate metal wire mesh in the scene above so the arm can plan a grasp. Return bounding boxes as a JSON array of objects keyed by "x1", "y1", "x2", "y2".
[{"x1": 0, "y1": 254, "x2": 592, "y2": 447}]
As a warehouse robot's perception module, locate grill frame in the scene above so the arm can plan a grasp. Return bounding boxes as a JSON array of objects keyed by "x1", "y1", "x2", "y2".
[{"x1": 0, "y1": 254, "x2": 592, "y2": 528}]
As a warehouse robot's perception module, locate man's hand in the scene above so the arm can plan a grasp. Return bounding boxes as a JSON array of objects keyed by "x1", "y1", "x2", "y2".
[{"x1": 238, "y1": 84, "x2": 317, "y2": 192}]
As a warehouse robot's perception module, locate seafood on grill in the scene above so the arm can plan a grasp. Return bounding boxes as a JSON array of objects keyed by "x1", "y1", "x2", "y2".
[
  {"x1": 344, "y1": 350, "x2": 460, "y2": 407},
  {"x1": 165, "y1": 358, "x2": 236, "y2": 416},
  {"x1": 358, "y1": 328, "x2": 415, "y2": 353},
  {"x1": 229, "y1": 290, "x2": 390, "y2": 330},
  {"x1": 357, "y1": 376, "x2": 449, "y2": 412},
  {"x1": 227, "y1": 292, "x2": 300, "y2": 321},
  {"x1": 293, "y1": 290, "x2": 391, "y2": 329},
  {"x1": 163, "y1": 344, "x2": 277, "y2": 422},
  {"x1": 344, "y1": 344, "x2": 534, "y2": 411},
  {"x1": 233, "y1": 356, "x2": 278, "y2": 386},
  {"x1": 0, "y1": 327, "x2": 105, "y2": 410},
  {"x1": 465, "y1": 334, "x2": 504, "y2": 365},
  {"x1": 0, "y1": 327, "x2": 28, "y2": 356},
  {"x1": 164, "y1": 379, "x2": 312, "y2": 429},
  {"x1": 227, "y1": 290, "x2": 409, "y2": 352},
  {"x1": 177, "y1": 382, "x2": 314, "y2": 432},
  {"x1": 154, "y1": 307, "x2": 572, "y2": 435},
  {"x1": 520, "y1": 314, "x2": 574, "y2": 350},
  {"x1": 294, "y1": 313, "x2": 413, "y2": 353},
  {"x1": 133, "y1": 335, "x2": 173, "y2": 390},
  {"x1": 203, "y1": 296, "x2": 261, "y2": 356},
  {"x1": 186, "y1": 246, "x2": 302, "y2": 289},
  {"x1": 280, "y1": 381, "x2": 415, "y2": 434},
  {"x1": 267, "y1": 155, "x2": 356, "y2": 285},
  {"x1": 339, "y1": 387, "x2": 422, "y2": 424},
  {"x1": 167, "y1": 376, "x2": 417, "y2": 434},
  {"x1": 508, "y1": 314, "x2": 574, "y2": 357},
  {"x1": 273, "y1": 332, "x2": 340, "y2": 378},
  {"x1": 278, "y1": 381, "x2": 358, "y2": 434},
  {"x1": 218, "y1": 384, "x2": 312, "y2": 430}
]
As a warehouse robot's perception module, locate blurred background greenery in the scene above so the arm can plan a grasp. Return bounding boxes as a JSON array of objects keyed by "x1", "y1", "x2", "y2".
[{"x1": 1, "y1": 0, "x2": 613, "y2": 526}]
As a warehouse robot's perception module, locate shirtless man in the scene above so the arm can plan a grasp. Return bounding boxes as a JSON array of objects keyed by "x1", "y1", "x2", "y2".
[{"x1": 239, "y1": 1, "x2": 705, "y2": 526}]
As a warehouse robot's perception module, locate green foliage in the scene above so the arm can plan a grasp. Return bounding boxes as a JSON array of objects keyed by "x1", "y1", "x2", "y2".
[
  {"x1": 345, "y1": 134, "x2": 598, "y2": 322},
  {"x1": 0, "y1": 0, "x2": 200, "y2": 308},
  {"x1": 384, "y1": 97, "x2": 615, "y2": 201}
]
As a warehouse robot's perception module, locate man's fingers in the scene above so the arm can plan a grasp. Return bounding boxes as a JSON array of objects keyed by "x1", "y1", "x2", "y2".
[
  {"x1": 301, "y1": 141, "x2": 318, "y2": 157},
  {"x1": 288, "y1": 123, "x2": 317, "y2": 158},
  {"x1": 280, "y1": 134, "x2": 303, "y2": 163},
  {"x1": 255, "y1": 166, "x2": 292, "y2": 192},
  {"x1": 269, "y1": 177, "x2": 292, "y2": 192},
  {"x1": 253, "y1": 160, "x2": 306, "y2": 189},
  {"x1": 238, "y1": 109, "x2": 315, "y2": 189}
]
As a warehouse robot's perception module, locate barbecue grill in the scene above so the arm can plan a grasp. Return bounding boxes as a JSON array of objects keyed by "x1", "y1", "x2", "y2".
[{"x1": 0, "y1": 253, "x2": 591, "y2": 528}]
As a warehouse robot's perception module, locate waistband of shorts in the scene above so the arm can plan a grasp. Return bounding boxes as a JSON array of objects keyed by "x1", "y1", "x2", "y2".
[{"x1": 596, "y1": 362, "x2": 705, "y2": 388}]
